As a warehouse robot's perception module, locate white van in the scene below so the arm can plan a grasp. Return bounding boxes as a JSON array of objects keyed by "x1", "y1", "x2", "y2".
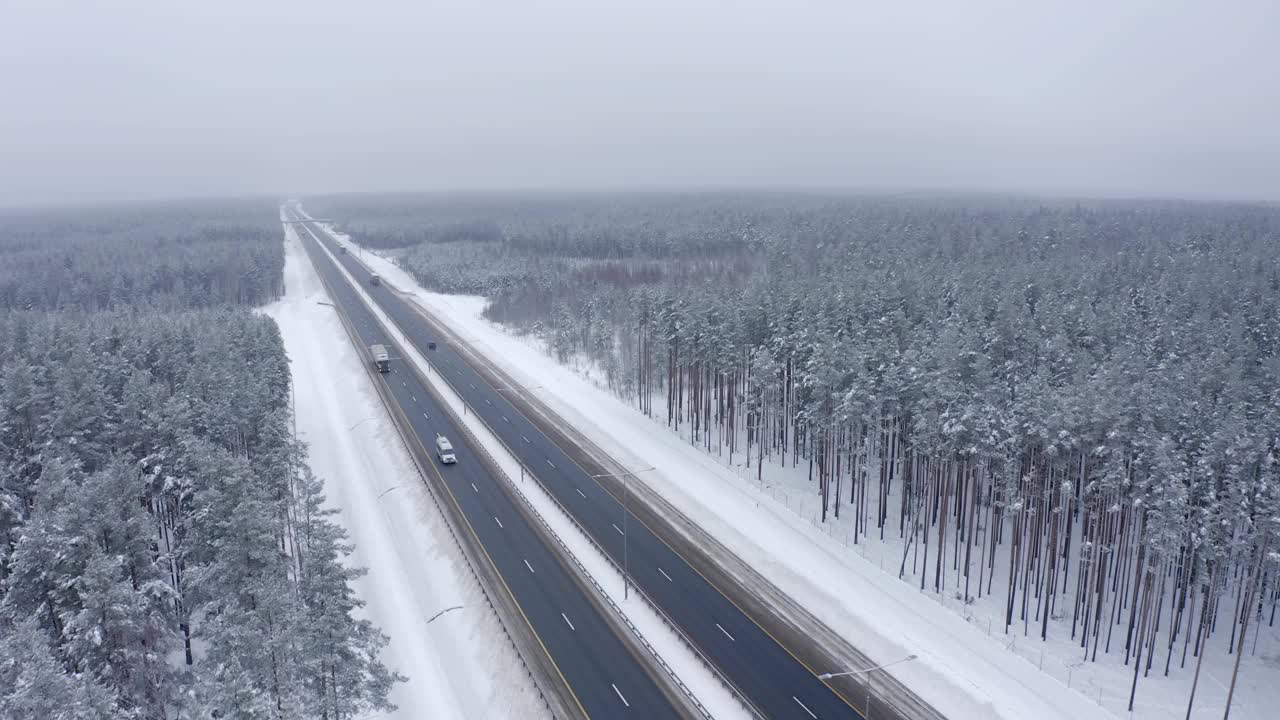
[{"x1": 435, "y1": 434, "x2": 457, "y2": 464}]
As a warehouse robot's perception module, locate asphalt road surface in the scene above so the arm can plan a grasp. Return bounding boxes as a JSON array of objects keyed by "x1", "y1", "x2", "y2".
[
  {"x1": 294, "y1": 211, "x2": 866, "y2": 720},
  {"x1": 291, "y1": 217, "x2": 680, "y2": 719}
]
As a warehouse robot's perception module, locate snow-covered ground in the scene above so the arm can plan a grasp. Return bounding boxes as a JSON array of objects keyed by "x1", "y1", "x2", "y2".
[
  {"x1": 262, "y1": 223, "x2": 547, "y2": 719},
  {"x1": 315, "y1": 221, "x2": 1279, "y2": 720},
  {"x1": 306, "y1": 217, "x2": 751, "y2": 720}
]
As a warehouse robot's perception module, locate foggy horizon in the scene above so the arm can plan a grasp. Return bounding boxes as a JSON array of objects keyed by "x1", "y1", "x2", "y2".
[
  {"x1": 4, "y1": 4, "x2": 1280, "y2": 718},
  {"x1": 3, "y1": 0, "x2": 1278, "y2": 207}
]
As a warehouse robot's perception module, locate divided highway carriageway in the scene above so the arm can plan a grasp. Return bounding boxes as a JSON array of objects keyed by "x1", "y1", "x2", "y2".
[
  {"x1": 292, "y1": 210, "x2": 868, "y2": 720},
  {"x1": 291, "y1": 214, "x2": 682, "y2": 719}
]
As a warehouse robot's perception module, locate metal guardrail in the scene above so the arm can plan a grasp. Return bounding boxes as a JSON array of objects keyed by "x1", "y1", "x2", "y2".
[
  {"x1": 304, "y1": 222, "x2": 730, "y2": 718},
  {"x1": 428, "y1": 367, "x2": 722, "y2": 720},
  {"x1": 379, "y1": 300, "x2": 754, "y2": 719},
  {"x1": 305, "y1": 217, "x2": 944, "y2": 720},
  {"x1": 307, "y1": 216, "x2": 758, "y2": 719},
  {"x1": 465, "y1": 355, "x2": 941, "y2": 720},
  {"x1": 292, "y1": 224, "x2": 562, "y2": 719}
]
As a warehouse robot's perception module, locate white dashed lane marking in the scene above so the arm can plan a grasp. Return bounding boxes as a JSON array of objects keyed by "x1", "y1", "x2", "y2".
[{"x1": 612, "y1": 684, "x2": 630, "y2": 708}]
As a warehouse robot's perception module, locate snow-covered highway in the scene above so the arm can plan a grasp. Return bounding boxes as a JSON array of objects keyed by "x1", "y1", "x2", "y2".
[
  {"x1": 264, "y1": 221, "x2": 548, "y2": 718},
  {"x1": 291, "y1": 210, "x2": 881, "y2": 719},
  {"x1": 284, "y1": 211, "x2": 687, "y2": 718}
]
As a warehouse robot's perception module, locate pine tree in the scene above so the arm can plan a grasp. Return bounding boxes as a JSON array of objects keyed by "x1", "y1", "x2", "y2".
[
  {"x1": 294, "y1": 466, "x2": 402, "y2": 719},
  {"x1": 0, "y1": 616, "x2": 121, "y2": 720}
]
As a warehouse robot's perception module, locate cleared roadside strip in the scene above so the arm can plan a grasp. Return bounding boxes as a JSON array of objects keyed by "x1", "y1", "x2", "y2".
[
  {"x1": 286, "y1": 221, "x2": 575, "y2": 719},
  {"x1": 299, "y1": 215, "x2": 745, "y2": 720},
  {"x1": 308, "y1": 210, "x2": 948, "y2": 720},
  {"x1": 294, "y1": 213, "x2": 691, "y2": 718}
]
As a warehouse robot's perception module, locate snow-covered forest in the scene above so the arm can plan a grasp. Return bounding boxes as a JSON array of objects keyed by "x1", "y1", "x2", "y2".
[
  {"x1": 313, "y1": 191, "x2": 1280, "y2": 715},
  {"x1": 0, "y1": 201, "x2": 398, "y2": 718}
]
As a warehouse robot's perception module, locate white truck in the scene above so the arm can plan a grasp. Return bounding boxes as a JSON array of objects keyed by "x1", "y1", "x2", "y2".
[
  {"x1": 370, "y1": 344, "x2": 390, "y2": 373},
  {"x1": 435, "y1": 434, "x2": 457, "y2": 464}
]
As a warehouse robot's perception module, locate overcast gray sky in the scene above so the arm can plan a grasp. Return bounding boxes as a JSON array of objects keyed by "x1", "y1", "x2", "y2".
[{"x1": 2, "y1": 0, "x2": 1278, "y2": 206}]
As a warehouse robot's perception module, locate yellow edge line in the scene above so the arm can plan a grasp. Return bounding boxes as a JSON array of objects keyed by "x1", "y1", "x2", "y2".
[
  {"x1": 310, "y1": 212, "x2": 867, "y2": 719},
  {"x1": 389, "y1": 398, "x2": 592, "y2": 720},
  {"x1": 364, "y1": 256, "x2": 871, "y2": 718},
  {"x1": 293, "y1": 215, "x2": 591, "y2": 720},
  {"x1": 570, "y1": 451, "x2": 869, "y2": 717}
]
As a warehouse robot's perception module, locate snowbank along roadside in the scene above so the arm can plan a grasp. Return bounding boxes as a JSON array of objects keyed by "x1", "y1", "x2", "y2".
[
  {"x1": 262, "y1": 217, "x2": 547, "y2": 719},
  {"x1": 343, "y1": 222, "x2": 1280, "y2": 720},
  {"x1": 307, "y1": 218, "x2": 1155, "y2": 720},
  {"x1": 305, "y1": 213, "x2": 753, "y2": 720}
]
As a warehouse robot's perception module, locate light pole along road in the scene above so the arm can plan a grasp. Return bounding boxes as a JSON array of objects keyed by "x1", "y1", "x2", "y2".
[
  {"x1": 493, "y1": 383, "x2": 542, "y2": 482},
  {"x1": 293, "y1": 209, "x2": 873, "y2": 720},
  {"x1": 290, "y1": 214, "x2": 684, "y2": 719},
  {"x1": 591, "y1": 467, "x2": 655, "y2": 599}
]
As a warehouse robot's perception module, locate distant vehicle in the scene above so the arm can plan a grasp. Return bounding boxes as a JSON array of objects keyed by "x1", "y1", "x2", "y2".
[
  {"x1": 339, "y1": 245, "x2": 347, "y2": 254},
  {"x1": 370, "y1": 273, "x2": 381, "y2": 286},
  {"x1": 427, "y1": 341, "x2": 437, "y2": 350},
  {"x1": 436, "y1": 434, "x2": 457, "y2": 464},
  {"x1": 370, "y1": 344, "x2": 390, "y2": 373}
]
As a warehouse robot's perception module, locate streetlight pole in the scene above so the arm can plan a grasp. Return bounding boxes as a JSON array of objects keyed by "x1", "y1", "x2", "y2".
[
  {"x1": 624, "y1": 477, "x2": 629, "y2": 597},
  {"x1": 426, "y1": 605, "x2": 463, "y2": 624},
  {"x1": 591, "y1": 467, "x2": 655, "y2": 599},
  {"x1": 494, "y1": 384, "x2": 543, "y2": 482},
  {"x1": 818, "y1": 653, "x2": 918, "y2": 716},
  {"x1": 817, "y1": 653, "x2": 918, "y2": 679}
]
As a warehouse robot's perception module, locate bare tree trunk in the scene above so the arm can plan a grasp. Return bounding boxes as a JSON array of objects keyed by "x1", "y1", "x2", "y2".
[
  {"x1": 964, "y1": 461, "x2": 979, "y2": 603},
  {"x1": 1128, "y1": 567, "x2": 1154, "y2": 712},
  {"x1": 935, "y1": 459, "x2": 952, "y2": 592},
  {"x1": 1186, "y1": 564, "x2": 1217, "y2": 720},
  {"x1": 1224, "y1": 541, "x2": 1268, "y2": 720}
]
